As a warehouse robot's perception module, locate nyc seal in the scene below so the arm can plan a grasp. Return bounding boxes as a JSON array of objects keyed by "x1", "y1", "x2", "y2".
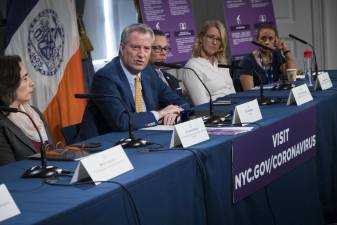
[{"x1": 28, "y1": 9, "x2": 64, "y2": 76}]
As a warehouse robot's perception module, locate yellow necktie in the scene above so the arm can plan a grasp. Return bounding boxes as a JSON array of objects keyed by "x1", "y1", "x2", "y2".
[{"x1": 134, "y1": 74, "x2": 143, "y2": 112}]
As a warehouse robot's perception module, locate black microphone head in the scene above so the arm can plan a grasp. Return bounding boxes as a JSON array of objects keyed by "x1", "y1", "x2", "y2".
[
  {"x1": 218, "y1": 64, "x2": 242, "y2": 70},
  {"x1": 153, "y1": 62, "x2": 183, "y2": 69},
  {"x1": 251, "y1": 41, "x2": 275, "y2": 52},
  {"x1": 0, "y1": 106, "x2": 18, "y2": 113},
  {"x1": 74, "y1": 93, "x2": 114, "y2": 99},
  {"x1": 288, "y1": 34, "x2": 308, "y2": 45}
]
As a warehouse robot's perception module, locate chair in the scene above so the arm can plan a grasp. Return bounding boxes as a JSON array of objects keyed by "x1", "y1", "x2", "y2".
[
  {"x1": 230, "y1": 59, "x2": 243, "y2": 92},
  {"x1": 61, "y1": 123, "x2": 81, "y2": 145}
]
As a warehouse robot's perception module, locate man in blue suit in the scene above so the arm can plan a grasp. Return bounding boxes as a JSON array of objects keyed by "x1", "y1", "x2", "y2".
[{"x1": 82, "y1": 23, "x2": 188, "y2": 135}]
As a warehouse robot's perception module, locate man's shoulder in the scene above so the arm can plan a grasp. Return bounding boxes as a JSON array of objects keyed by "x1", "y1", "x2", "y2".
[
  {"x1": 93, "y1": 57, "x2": 124, "y2": 83},
  {"x1": 141, "y1": 64, "x2": 158, "y2": 77},
  {"x1": 96, "y1": 57, "x2": 121, "y2": 74}
]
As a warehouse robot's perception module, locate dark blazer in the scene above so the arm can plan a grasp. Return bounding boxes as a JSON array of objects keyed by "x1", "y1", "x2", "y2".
[
  {"x1": 80, "y1": 57, "x2": 189, "y2": 136},
  {"x1": 0, "y1": 107, "x2": 52, "y2": 166},
  {"x1": 162, "y1": 70, "x2": 183, "y2": 96}
]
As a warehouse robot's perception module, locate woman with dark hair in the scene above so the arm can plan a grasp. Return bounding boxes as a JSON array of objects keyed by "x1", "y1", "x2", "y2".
[
  {"x1": 181, "y1": 20, "x2": 236, "y2": 106},
  {"x1": 239, "y1": 23, "x2": 297, "y2": 91},
  {"x1": 0, "y1": 55, "x2": 53, "y2": 166}
]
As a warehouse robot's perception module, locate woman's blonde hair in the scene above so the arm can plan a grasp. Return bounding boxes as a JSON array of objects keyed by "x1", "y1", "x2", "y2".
[{"x1": 192, "y1": 20, "x2": 228, "y2": 64}]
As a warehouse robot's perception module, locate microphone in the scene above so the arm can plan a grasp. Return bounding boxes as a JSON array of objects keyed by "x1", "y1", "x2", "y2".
[
  {"x1": 153, "y1": 62, "x2": 183, "y2": 69},
  {"x1": 218, "y1": 64, "x2": 242, "y2": 70},
  {"x1": 74, "y1": 93, "x2": 114, "y2": 99},
  {"x1": 288, "y1": 34, "x2": 308, "y2": 45},
  {"x1": 252, "y1": 41, "x2": 294, "y2": 91},
  {"x1": 75, "y1": 93, "x2": 148, "y2": 148},
  {"x1": 288, "y1": 33, "x2": 319, "y2": 80},
  {"x1": 154, "y1": 62, "x2": 241, "y2": 70},
  {"x1": 0, "y1": 106, "x2": 59, "y2": 178},
  {"x1": 251, "y1": 41, "x2": 275, "y2": 52},
  {"x1": 154, "y1": 62, "x2": 232, "y2": 125}
]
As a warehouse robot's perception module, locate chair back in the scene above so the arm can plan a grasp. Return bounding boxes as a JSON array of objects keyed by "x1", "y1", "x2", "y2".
[{"x1": 61, "y1": 123, "x2": 81, "y2": 145}]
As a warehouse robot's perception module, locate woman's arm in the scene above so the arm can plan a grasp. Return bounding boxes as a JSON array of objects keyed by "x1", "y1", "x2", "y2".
[
  {"x1": 276, "y1": 38, "x2": 297, "y2": 70},
  {"x1": 240, "y1": 74, "x2": 254, "y2": 91}
]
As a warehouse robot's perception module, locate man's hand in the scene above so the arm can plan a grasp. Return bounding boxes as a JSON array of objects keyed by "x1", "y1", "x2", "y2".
[
  {"x1": 158, "y1": 105, "x2": 183, "y2": 125},
  {"x1": 160, "y1": 113, "x2": 180, "y2": 125},
  {"x1": 158, "y1": 104, "x2": 183, "y2": 118}
]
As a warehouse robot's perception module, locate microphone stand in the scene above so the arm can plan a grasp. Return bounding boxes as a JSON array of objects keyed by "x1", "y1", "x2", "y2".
[
  {"x1": 289, "y1": 34, "x2": 319, "y2": 80},
  {"x1": 74, "y1": 94, "x2": 148, "y2": 148},
  {"x1": 0, "y1": 106, "x2": 58, "y2": 178},
  {"x1": 253, "y1": 69, "x2": 277, "y2": 105},
  {"x1": 250, "y1": 41, "x2": 283, "y2": 105},
  {"x1": 153, "y1": 62, "x2": 232, "y2": 125}
]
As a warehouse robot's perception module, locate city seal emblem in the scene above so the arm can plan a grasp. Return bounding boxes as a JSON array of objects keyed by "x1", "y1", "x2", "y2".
[{"x1": 28, "y1": 9, "x2": 64, "y2": 76}]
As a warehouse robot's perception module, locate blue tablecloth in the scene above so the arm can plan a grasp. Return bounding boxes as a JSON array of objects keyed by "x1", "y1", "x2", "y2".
[{"x1": 1, "y1": 71, "x2": 337, "y2": 225}]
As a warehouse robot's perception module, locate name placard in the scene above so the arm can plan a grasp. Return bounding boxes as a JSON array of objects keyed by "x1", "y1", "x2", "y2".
[
  {"x1": 315, "y1": 72, "x2": 333, "y2": 90},
  {"x1": 170, "y1": 117, "x2": 209, "y2": 148},
  {"x1": 287, "y1": 84, "x2": 313, "y2": 106},
  {"x1": 71, "y1": 145, "x2": 134, "y2": 185},
  {"x1": 0, "y1": 184, "x2": 20, "y2": 222},
  {"x1": 232, "y1": 99, "x2": 262, "y2": 124}
]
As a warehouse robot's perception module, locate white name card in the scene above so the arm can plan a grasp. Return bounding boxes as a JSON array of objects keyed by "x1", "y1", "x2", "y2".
[
  {"x1": 71, "y1": 145, "x2": 134, "y2": 185},
  {"x1": 315, "y1": 72, "x2": 333, "y2": 90},
  {"x1": 170, "y1": 117, "x2": 209, "y2": 148},
  {"x1": 232, "y1": 99, "x2": 262, "y2": 124},
  {"x1": 287, "y1": 84, "x2": 313, "y2": 106},
  {"x1": 0, "y1": 184, "x2": 20, "y2": 222}
]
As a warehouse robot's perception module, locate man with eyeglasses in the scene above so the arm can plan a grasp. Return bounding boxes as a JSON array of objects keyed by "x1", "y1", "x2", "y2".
[
  {"x1": 80, "y1": 24, "x2": 188, "y2": 136},
  {"x1": 149, "y1": 29, "x2": 183, "y2": 96}
]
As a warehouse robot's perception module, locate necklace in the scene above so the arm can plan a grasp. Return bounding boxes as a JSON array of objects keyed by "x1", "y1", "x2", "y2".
[{"x1": 258, "y1": 51, "x2": 273, "y2": 84}]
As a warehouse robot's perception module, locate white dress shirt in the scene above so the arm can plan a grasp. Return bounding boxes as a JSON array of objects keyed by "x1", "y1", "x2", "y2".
[
  {"x1": 182, "y1": 57, "x2": 236, "y2": 106},
  {"x1": 120, "y1": 60, "x2": 159, "y2": 120}
]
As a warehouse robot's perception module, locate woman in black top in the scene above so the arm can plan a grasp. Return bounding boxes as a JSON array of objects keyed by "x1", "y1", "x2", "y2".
[{"x1": 239, "y1": 23, "x2": 297, "y2": 91}]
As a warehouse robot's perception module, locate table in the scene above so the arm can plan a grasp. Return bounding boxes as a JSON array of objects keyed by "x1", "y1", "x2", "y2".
[{"x1": 1, "y1": 71, "x2": 337, "y2": 225}]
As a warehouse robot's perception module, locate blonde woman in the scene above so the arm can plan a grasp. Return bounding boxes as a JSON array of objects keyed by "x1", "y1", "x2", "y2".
[{"x1": 182, "y1": 20, "x2": 235, "y2": 106}]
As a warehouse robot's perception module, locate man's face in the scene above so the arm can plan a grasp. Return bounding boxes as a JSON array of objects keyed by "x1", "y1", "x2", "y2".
[
  {"x1": 150, "y1": 35, "x2": 170, "y2": 63},
  {"x1": 120, "y1": 31, "x2": 153, "y2": 74}
]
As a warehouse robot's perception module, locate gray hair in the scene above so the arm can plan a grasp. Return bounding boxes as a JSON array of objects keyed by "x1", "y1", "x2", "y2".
[{"x1": 120, "y1": 23, "x2": 154, "y2": 45}]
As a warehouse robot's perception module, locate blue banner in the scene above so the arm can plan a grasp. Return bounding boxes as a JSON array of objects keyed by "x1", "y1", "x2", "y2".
[{"x1": 232, "y1": 106, "x2": 316, "y2": 202}]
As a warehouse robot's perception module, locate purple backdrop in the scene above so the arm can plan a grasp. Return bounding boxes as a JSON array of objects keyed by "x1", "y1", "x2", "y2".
[
  {"x1": 139, "y1": 0, "x2": 196, "y2": 63},
  {"x1": 223, "y1": 0, "x2": 276, "y2": 60},
  {"x1": 232, "y1": 107, "x2": 316, "y2": 202}
]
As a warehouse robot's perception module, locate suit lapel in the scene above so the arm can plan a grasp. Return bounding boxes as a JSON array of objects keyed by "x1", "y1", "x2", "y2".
[
  {"x1": 116, "y1": 61, "x2": 136, "y2": 111},
  {"x1": 141, "y1": 72, "x2": 155, "y2": 110}
]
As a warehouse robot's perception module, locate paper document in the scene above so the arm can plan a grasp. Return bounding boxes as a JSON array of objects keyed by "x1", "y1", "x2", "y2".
[
  {"x1": 141, "y1": 125, "x2": 174, "y2": 131},
  {"x1": 207, "y1": 126, "x2": 254, "y2": 135}
]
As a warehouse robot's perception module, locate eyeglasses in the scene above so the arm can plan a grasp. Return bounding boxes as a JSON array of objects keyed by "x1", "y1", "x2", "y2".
[
  {"x1": 205, "y1": 35, "x2": 222, "y2": 43},
  {"x1": 152, "y1": 45, "x2": 171, "y2": 53}
]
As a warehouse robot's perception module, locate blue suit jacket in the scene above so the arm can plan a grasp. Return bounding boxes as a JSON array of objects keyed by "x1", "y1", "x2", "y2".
[
  {"x1": 162, "y1": 70, "x2": 183, "y2": 96},
  {"x1": 81, "y1": 57, "x2": 188, "y2": 136}
]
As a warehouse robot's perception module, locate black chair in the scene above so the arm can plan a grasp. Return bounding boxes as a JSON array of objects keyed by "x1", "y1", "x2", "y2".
[
  {"x1": 61, "y1": 123, "x2": 81, "y2": 145},
  {"x1": 230, "y1": 59, "x2": 243, "y2": 92}
]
